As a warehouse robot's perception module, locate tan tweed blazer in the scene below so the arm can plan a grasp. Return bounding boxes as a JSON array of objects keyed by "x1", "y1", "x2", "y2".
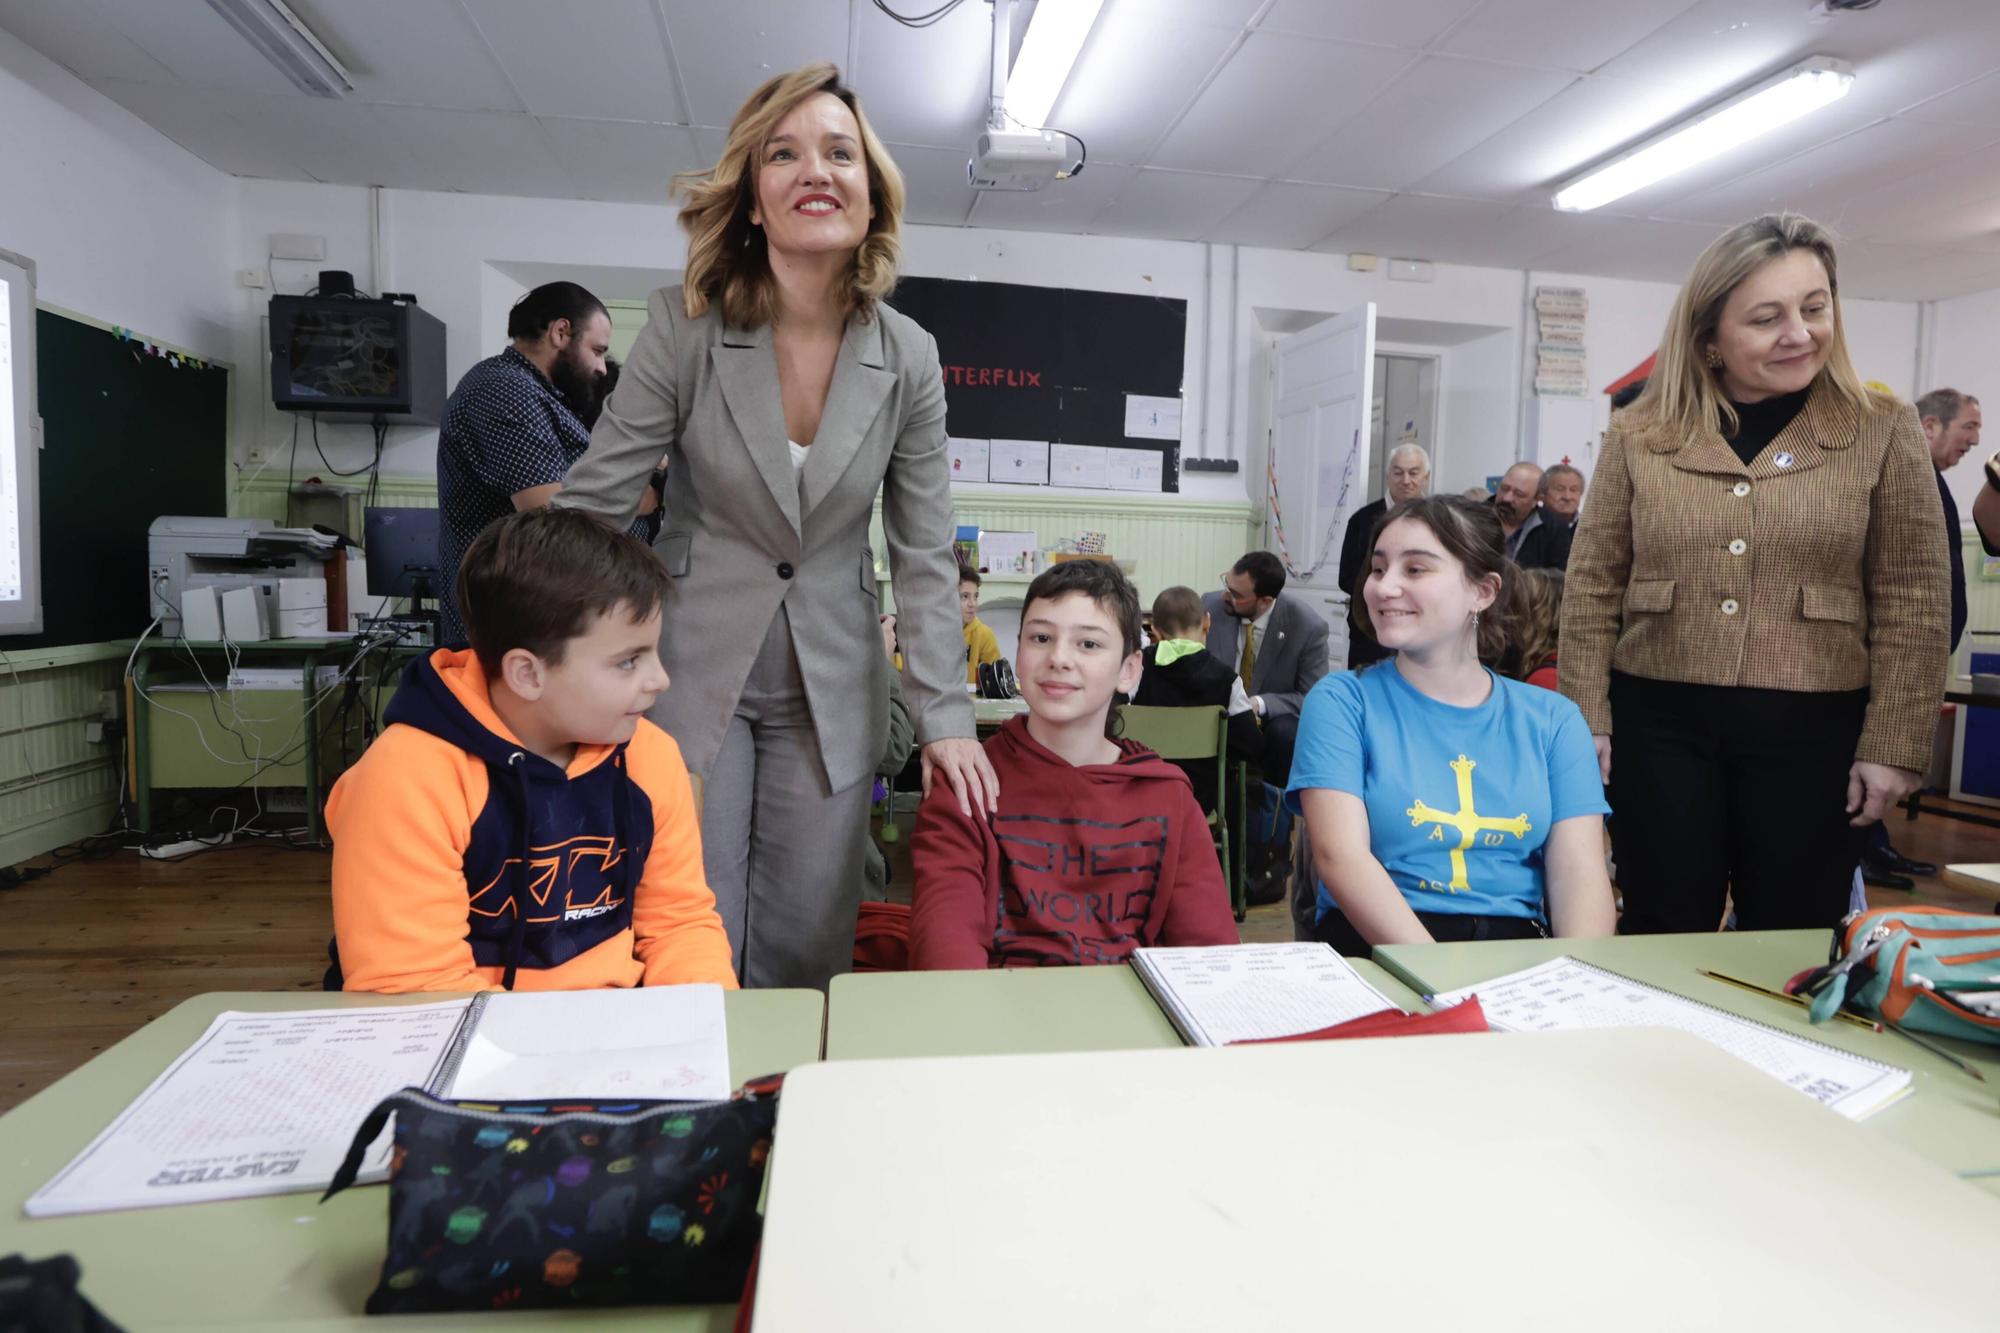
[{"x1": 1558, "y1": 382, "x2": 1949, "y2": 773}]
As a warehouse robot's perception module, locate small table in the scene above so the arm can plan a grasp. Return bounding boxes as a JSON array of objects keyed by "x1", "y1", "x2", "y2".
[
  {"x1": 825, "y1": 961, "x2": 1426, "y2": 1060},
  {"x1": 0, "y1": 989, "x2": 825, "y2": 1331},
  {"x1": 129, "y1": 636, "x2": 421, "y2": 843},
  {"x1": 1373, "y1": 930, "x2": 2000, "y2": 1193},
  {"x1": 972, "y1": 696, "x2": 1029, "y2": 729}
]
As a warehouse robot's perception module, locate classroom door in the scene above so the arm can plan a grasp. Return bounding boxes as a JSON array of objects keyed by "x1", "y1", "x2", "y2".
[{"x1": 1268, "y1": 304, "x2": 1375, "y2": 664}]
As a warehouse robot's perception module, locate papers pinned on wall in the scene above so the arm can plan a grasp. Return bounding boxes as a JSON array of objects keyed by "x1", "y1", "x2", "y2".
[
  {"x1": 1123, "y1": 394, "x2": 1183, "y2": 440},
  {"x1": 1106, "y1": 447, "x2": 1165, "y2": 493},
  {"x1": 947, "y1": 438, "x2": 991, "y2": 483},
  {"x1": 1051, "y1": 443, "x2": 1110, "y2": 489},
  {"x1": 989, "y1": 439, "x2": 1051, "y2": 485}
]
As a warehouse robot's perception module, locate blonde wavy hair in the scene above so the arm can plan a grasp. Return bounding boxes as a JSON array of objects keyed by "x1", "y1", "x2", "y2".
[
  {"x1": 674, "y1": 63, "x2": 905, "y2": 329},
  {"x1": 1630, "y1": 213, "x2": 1876, "y2": 441},
  {"x1": 1504, "y1": 567, "x2": 1563, "y2": 682}
]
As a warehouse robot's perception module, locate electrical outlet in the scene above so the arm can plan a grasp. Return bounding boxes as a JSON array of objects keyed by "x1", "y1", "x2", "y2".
[
  {"x1": 237, "y1": 268, "x2": 268, "y2": 289},
  {"x1": 96, "y1": 690, "x2": 120, "y2": 716},
  {"x1": 243, "y1": 442, "x2": 268, "y2": 466}
]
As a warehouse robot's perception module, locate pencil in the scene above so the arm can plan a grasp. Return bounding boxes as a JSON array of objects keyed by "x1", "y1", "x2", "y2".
[{"x1": 1695, "y1": 969, "x2": 1884, "y2": 1033}]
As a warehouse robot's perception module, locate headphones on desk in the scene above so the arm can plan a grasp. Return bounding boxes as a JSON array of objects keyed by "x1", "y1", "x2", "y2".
[{"x1": 977, "y1": 659, "x2": 1018, "y2": 700}]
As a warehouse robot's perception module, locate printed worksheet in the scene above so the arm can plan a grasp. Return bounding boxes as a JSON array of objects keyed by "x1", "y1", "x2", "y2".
[
  {"x1": 1431, "y1": 957, "x2": 1911, "y2": 1120},
  {"x1": 27, "y1": 1001, "x2": 469, "y2": 1216},
  {"x1": 1133, "y1": 943, "x2": 1400, "y2": 1046}
]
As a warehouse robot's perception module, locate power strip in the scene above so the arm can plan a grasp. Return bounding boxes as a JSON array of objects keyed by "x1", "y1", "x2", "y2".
[{"x1": 141, "y1": 832, "x2": 234, "y2": 860}]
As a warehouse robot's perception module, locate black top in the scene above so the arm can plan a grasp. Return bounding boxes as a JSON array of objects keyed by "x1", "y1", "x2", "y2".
[
  {"x1": 1516, "y1": 511, "x2": 1577, "y2": 572},
  {"x1": 1337, "y1": 497, "x2": 1391, "y2": 669},
  {"x1": 1132, "y1": 643, "x2": 1263, "y2": 815},
  {"x1": 1723, "y1": 387, "x2": 1810, "y2": 466}
]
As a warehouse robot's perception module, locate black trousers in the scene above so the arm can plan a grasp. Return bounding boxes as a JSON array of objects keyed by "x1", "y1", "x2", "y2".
[
  {"x1": 1314, "y1": 908, "x2": 1544, "y2": 959},
  {"x1": 1608, "y1": 672, "x2": 1868, "y2": 935}
]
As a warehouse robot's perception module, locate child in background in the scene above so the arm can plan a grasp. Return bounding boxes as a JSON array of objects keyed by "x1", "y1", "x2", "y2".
[
  {"x1": 1508, "y1": 567, "x2": 1564, "y2": 691},
  {"x1": 960, "y1": 567, "x2": 1003, "y2": 685},
  {"x1": 327, "y1": 508, "x2": 737, "y2": 993},
  {"x1": 911, "y1": 561, "x2": 1239, "y2": 967},
  {"x1": 1131, "y1": 585, "x2": 1263, "y2": 817}
]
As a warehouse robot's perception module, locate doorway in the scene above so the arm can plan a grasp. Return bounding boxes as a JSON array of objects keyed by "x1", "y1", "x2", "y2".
[{"x1": 1367, "y1": 352, "x2": 1440, "y2": 504}]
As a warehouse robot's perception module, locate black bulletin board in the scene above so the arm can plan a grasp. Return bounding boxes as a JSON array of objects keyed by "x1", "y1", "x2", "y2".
[
  {"x1": 10, "y1": 311, "x2": 229, "y2": 648},
  {"x1": 886, "y1": 276, "x2": 1188, "y2": 491}
]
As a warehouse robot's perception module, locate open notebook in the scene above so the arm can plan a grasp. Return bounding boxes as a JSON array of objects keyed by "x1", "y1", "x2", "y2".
[
  {"x1": 1430, "y1": 957, "x2": 1911, "y2": 1121},
  {"x1": 1132, "y1": 943, "x2": 1402, "y2": 1046},
  {"x1": 26, "y1": 985, "x2": 730, "y2": 1217}
]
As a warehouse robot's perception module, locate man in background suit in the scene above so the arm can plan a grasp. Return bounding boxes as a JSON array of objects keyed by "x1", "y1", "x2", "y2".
[
  {"x1": 1204, "y1": 551, "x2": 1331, "y2": 897},
  {"x1": 1336, "y1": 443, "x2": 1432, "y2": 667}
]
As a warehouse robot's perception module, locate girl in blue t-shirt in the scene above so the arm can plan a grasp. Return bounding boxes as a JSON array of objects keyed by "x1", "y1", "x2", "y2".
[{"x1": 1288, "y1": 496, "x2": 1615, "y2": 956}]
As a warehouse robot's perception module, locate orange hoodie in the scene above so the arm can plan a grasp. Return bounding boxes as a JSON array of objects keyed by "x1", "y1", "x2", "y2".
[{"x1": 326, "y1": 648, "x2": 737, "y2": 994}]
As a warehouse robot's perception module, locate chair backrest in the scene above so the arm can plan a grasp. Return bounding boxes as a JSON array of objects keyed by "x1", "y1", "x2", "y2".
[{"x1": 1117, "y1": 704, "x2": 1226, "y2": 762}]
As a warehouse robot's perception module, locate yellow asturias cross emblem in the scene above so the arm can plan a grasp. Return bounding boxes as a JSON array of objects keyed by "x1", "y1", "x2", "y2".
[{"x1": 1406, "y1": 755, "x2": 1530, "y2": 892}]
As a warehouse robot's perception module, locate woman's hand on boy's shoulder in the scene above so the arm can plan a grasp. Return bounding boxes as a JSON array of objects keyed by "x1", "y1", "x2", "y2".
[{"x1": 922, "y1": 736, "x2": 999, "y2": 820}]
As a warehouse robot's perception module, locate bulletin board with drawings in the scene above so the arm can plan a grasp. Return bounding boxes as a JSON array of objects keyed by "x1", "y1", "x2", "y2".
[{"x1": 885, "y1": 276, "x2": 1186, "y2": 493}]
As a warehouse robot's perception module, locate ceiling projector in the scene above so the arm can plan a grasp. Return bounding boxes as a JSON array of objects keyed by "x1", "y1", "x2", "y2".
[{"x1": 968, "y1": 128, "x2": 1068, "y2": 191}]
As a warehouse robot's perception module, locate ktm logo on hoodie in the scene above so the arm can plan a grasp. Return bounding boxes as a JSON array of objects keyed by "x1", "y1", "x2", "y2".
[{"x1": 469, "y1": 835, "x2": 630, "y2": 924}]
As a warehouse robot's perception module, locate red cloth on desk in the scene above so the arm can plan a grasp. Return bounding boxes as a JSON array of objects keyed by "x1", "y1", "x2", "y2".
[{"x1": 1229, "y1": 996, "x2": 1489, "y2": 1045}]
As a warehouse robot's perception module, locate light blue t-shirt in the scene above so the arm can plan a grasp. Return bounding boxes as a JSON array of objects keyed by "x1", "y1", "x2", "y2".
[{"x1": 1285, "y1": 663, "x2": 1610, "y2": 925}]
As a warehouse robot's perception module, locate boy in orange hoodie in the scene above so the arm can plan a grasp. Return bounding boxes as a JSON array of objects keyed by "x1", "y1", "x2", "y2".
[
  {"x1": 326, "y1": 507, "x2": 736, "y2": 993},
  {"x1": 910, "y1": 560, "x2": 1239, "y2": 968}
]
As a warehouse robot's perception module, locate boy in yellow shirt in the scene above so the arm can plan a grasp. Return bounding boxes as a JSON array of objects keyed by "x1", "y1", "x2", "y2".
[{"x1": 960, "y1": 567, "x2": 1002, "y2": 685}]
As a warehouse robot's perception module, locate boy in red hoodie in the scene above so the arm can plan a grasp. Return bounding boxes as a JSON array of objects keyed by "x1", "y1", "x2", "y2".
[
  {"x1": 910, "y1": 560, "x2": 1239, "y2": 967},
  {"x1": 326, "y1": 507, "x2": 736, "y2": 994}
]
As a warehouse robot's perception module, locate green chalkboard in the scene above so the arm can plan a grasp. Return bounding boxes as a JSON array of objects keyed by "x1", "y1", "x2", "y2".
[{"x1": 11, "y1": 311, "x2": 228, "y2": 649}]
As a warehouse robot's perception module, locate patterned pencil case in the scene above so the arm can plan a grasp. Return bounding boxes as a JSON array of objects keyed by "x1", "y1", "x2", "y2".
[{"x1": 322, "y1": 1074, "x2": 781, "y2": 1314}]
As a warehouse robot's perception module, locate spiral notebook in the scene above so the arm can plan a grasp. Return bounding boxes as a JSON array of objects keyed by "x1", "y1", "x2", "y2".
[
  {"x1": 1429, "y1": 957, "x2": 1911, "y2": 1121},
  {"x1": 1132, "y1": 943, "x2": 1401, "y2": 1046},
  {"x1": 26, "y1": 985, "x2": 729, "y2": 1217}
]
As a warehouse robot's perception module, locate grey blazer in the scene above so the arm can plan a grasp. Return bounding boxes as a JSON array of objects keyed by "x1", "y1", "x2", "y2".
[
  {"x1": 1199, "y1": 590, "x2": 1331, "y2": 721},
  {"x1": 555, "y1": 286, "x2": 973, "y2": 791}
]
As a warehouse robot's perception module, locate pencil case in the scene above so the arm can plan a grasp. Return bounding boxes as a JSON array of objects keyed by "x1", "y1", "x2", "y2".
[
  {"x1": 1791, "y1": 908, "x2": 2000, "y2": 1047},
  {"x1": 322, "y1": 1075, "x2": 781, "y2": 1314}
]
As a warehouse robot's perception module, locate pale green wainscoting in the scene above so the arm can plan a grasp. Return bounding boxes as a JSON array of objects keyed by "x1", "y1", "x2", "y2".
[
  {"x1": 871, "y1": 491, "x2": 1259, "y2": 612},
  {"x1": 0, "y1": 643, "x2": 131, "y2": 867}
]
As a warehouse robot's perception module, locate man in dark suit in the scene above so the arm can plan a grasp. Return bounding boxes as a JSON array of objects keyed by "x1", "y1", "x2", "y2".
[
  {"x1": 1516, "y1": 462, "x2": 1584, "y2": 571},
  {"x1": 1336, "y1": 443, "x2": 1431, "y2": 667},
  {"x1": 1204, "y1": 551, "x2": 1332, "y2": 897},
  {"x1": 1860, "y1": 387, "x2": 1983, "y2": 889}
]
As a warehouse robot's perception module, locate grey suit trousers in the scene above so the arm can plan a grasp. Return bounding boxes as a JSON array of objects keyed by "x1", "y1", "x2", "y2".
[{"x1": 703, "y1": 604, "x2": 872, "y2": 991}]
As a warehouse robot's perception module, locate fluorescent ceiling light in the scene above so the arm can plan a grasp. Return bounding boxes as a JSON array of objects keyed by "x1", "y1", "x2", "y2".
[
  {"x1": 1005, "y1": 0, "x2": 1105, "y2": 129},
  {"x1": 1552, "y1": 57, "x2": 1853, "y2": 212},
  {"x1": 206, "y1": 0, "x2": 354, "y2": 99}
]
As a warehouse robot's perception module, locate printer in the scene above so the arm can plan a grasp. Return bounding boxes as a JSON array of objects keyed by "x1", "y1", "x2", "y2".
[{"x1": 147, "y1": 516, "x2": 340, "y2": 640}]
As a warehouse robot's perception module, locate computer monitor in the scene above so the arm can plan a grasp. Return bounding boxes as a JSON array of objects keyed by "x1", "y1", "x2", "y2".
[{"x1": 363, "y1": 507, "x2": 441, "y2": 609}]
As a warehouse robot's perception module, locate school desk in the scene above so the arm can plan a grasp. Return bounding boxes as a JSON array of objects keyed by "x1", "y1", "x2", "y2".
[
  {"x1": 751, "y1": 1029, "x2": 1999, "y2": 1331},
  {"x1": 1941, "y1": 862, "x2": 2000, "y2": 900},
  {"x1": 0, "y1": 989, "x2": 824, "y2": 1330},
  {"x1": 1373, "y1": 930, "x2": 2000, "y2": 1195},
  {"x1": 825, "y1": 960, "x2": 1425, "y2": 1060}
]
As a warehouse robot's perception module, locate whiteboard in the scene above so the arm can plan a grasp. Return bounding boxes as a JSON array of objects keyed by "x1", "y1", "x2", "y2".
[{"x1": 0, "y1": 248, "x2": 41, "y2": 634}]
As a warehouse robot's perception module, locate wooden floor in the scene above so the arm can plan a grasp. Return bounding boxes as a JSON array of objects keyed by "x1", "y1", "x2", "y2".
[{"x1": 3, "y1": 805, "x2": 1998, "y2": 1116}]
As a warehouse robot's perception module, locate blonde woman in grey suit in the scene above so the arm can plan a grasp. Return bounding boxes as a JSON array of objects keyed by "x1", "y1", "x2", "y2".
[{"x1": 556, "y1": 64, "x2": 992, "y2": 989}]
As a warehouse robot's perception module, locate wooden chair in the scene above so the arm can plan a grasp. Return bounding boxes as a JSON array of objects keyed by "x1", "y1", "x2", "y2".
[{"x1": 1117, "y1": 704, "x2": 1247, "y2": 920}]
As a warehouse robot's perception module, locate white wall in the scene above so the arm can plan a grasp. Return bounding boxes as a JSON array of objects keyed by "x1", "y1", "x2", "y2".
[
  {"x1": 0, "y1": 27, "x2": 237, "y2": 358},
  {"x1": 1930, "y1": 286, "x2": 2000, "y2": 513},
  {"x1": 1527, "y1": 268, "x2": 1922, "y2": 452}
]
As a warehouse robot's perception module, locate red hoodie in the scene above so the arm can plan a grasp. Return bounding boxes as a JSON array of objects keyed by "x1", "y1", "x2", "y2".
[{"x1": 910, "y1": 717, "x2": 1239, "y2": 968}]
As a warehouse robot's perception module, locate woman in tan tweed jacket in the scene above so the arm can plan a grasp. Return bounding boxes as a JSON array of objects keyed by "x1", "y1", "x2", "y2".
[{"x1": 1559, "y1": 214, "x2": 1949, "y2": 934}]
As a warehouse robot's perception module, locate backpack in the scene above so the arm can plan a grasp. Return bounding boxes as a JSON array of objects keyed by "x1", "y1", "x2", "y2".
[{"x1": 1793, "y1": 907, "x2": 2000, "y2": 1046}]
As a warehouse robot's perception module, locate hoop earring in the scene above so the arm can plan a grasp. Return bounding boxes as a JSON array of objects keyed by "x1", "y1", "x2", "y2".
[{"x1": 1704, "y1": 346, "x2": 1724, "y2": 368}]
